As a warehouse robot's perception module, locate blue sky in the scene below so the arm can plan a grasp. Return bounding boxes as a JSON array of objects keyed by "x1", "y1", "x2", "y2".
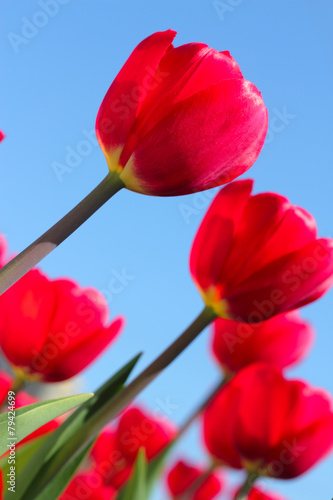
[{"x1": 1, "y1": 1, "x2": 333, "y2": 499}]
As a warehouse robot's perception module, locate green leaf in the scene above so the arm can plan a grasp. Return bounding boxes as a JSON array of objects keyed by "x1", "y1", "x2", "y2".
[
  {"x1": 146, "y1": 443, "x2": 173, "y2": 497},
  {"x1": 15, "y1": 354, "x2": 141, "y2": 500},
  {"x1": 117, "y1": 449, "x2": 147, "y2": 500},
  {"x1": 32, "y1": 442, "x2": 93, "y2": 500},
  {"x1": 0, "y1": 393, "x2": 93, "y2": 456}
]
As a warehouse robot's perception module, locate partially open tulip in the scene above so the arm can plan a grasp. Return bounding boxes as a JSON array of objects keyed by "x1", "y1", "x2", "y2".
[
  {"x1": 60, "y1": 473, "x2": 117, "y2": 500},
  {"x1": 96, "y1": 30, "x2": 268, "y2": 196},
  {"x1": 190, "y1": 179, "x2": 333, "y2": 322},
  {"x1": 233, "y1": 485, "x2": 288, "y2": 500},
  {"x1": 167, "y1": 459, "x2": 223, "y2": 500},
  {"x1": 212, "y1": 311, "x2": 314, "y2": 375},
  {"x1": 0, "y1": 269, "x2": 124, "y2": 382},
  {"x1": 91, "y1": 405, "x2": 176, "y2": 489},
  {"x1": 204, "y1": 363, "x2": 333, "y2": 479}
]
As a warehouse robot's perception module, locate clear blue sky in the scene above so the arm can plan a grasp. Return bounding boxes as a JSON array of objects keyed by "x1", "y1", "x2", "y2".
[{"x1": 1, "y1": 1, "x2": 333, "y2": 499}]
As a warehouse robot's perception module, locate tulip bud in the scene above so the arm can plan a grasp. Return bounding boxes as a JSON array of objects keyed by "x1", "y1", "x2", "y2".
[{"x1": 96, "y1": 30, "x2": 268, "y2": 196}]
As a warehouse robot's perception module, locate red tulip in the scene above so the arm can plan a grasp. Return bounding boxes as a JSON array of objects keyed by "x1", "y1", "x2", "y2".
[
  {"x1": 233, "y1": 485, "x2": 288, "y2": 500},
  {"x1": 0, "y1": 269, "x2": 124, "y2": 382},
  {"x1": 212, "y1": 311, "x2": 314, "y2": 375},
  {"x1": 0, "y1": 131, "x2": 5, "y2": 143},
  {"x1": 60, "y1": 473, "x2": 117, "y2": 500},
  {"x1": 190, "y1": 179, "x2": 333, "y2": 322},
  {"x1": 203, "y1": 363, "x2": 333, "y2": 479},
  {"x1": 96, "y1": 30, "x2": 268, "y2": 196},
  {"x1": 91, "y1": 406, "x2": 176, "y2": 489},
  {"x1": 167, "y1": 459, "x2": 223, "y2": 500}
]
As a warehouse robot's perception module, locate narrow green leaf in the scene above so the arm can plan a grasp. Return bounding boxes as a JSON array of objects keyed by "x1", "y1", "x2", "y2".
[
  {"x1": 15, "y1": 354, "x2": 141, "y2": 500},
  {"x1": 146, "y1": 443, "x2": 173, "y2": 497},
  {"x1": 32, "y1": 442, "x2": 94, "y2": 500},
  {"x1": 0, "y1": 393, "x2": 93, "y2": 456},
  {"x1": 117, "y1": 449, "x2": 147, "y2": 500}
]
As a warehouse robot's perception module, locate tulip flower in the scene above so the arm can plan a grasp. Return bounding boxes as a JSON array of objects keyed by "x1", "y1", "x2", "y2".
[
  {"x1": 96, "y1": 30, "x2": 268, "y2": 197},
  {"x1": 0, "y1": 131, "x2": 5, "y2": 143},
  {"x1": 60, "y1": 473, "x2": 117, "y2": 500},
  {"x1": 203, "y1": 363, "x2": 333, "y2": 479},
  {"x1": 212, "y1": 311, "x2": 314, "y2": 375},
  {"x1": 167, "y1": 459, "x2": 223, "y2": 500},
  {"x1": 190, "y1": 179, "x2": 333, "y2": 322},
  {"x1": 0, "y1": 269, "x2": 124, "y2": 382},
  {"x1": 91, "y1": 406, "x2": 176, "y2": 489}
]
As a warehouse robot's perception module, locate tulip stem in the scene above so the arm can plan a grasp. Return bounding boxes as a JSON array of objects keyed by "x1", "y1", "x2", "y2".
[
  {"x1": 0, "y1": 171, "x2": 125, "y2": 296},
  {"x1": 177, "y1": 376, "x2": 227, "y2": 440},
  {"x1": 88, "y1": 306, "x2": 217, "y2": 430},
  {"x1": 235, "y1": 472, "x2": 259, "y2": 500}
]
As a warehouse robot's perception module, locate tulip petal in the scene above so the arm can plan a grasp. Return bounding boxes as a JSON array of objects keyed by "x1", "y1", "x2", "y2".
[
  {"x1": 120, "y1": 46, "x2": 243, "y2": 164},
  {"x1": 226, "y1": 238, "x2": 333, "y2": 320},
  {"x1": 223, "y1": 195, "x2": 318, "y2": 289},
  {"x1": 122, "y1": 79, "x2": 268, "y2": 196},
  {"x1": 42, "y1": 316, "x2": 124, "y2": 382},
  {"x1": 96, "y1": 30, "x2": 176, "y2": 156},
  {"x1": 204, "y1": 381, "x2": 243, "y2": 468},
  {"x1": 190, "y1": 180, "x2": 253, "y2": 290},
  {"x1": 0, "y1": 269, "x2": 57, "y2": 366},
  {"x1": 212, "y1": 311, "x2": 314, "y2": 373}
]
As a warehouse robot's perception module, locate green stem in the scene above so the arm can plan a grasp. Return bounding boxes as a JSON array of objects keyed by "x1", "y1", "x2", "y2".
[
  {"x1": 22, "y1": 306, "x2": 217, "y2": 497},
  {"x1": 235, "y1": 472, "x2": 259, "y2": 500},
  {"x1": 0, "y1": 171, "x2": 124, "y2": 295},
  {"x1": 75, "y1": 306, "x2": 217, "y2": 442},
  {"x1": 177, "y1": 376, "x2": 227, "y2": 441}
]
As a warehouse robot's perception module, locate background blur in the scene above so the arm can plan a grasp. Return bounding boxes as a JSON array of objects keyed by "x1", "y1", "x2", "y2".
[{"x1": 1, "y1": 1, "x2": 333, "y2": 498}]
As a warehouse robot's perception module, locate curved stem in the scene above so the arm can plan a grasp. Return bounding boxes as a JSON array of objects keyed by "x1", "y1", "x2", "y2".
[
  {"x1": 235, "y1": 472, "x2": 259, "y2": 500},
  {"x1": 0, "y1": 171, "x2": 124, "y2": 295}
]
